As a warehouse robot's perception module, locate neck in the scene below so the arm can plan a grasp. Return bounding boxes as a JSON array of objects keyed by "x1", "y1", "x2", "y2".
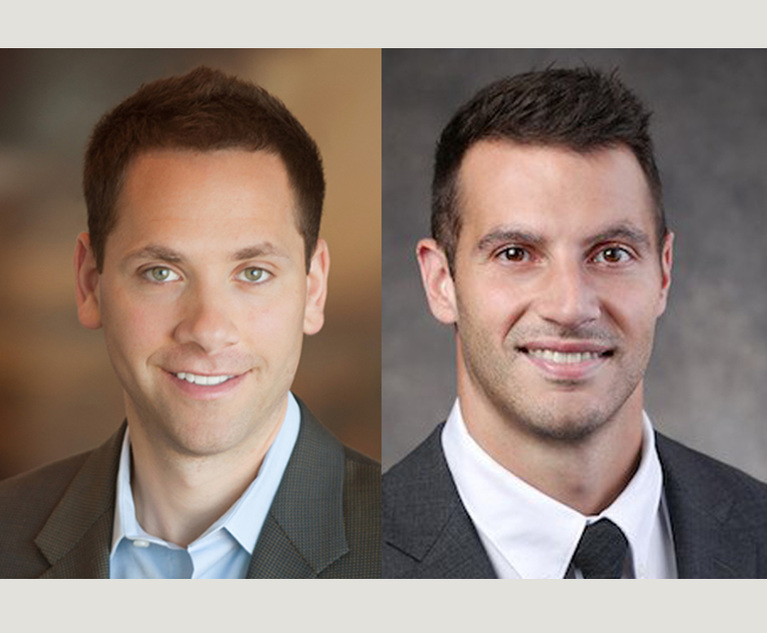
[
  {"x1": 125, "y1": 399, "x2": 286, "y2": 548},
  {"x1": 458, "y1": 379, "x2": 644, "y2": 516}
]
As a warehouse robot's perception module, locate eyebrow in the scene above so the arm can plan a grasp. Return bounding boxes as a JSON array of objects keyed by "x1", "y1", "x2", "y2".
[
  {"x1": 475, "y1": 229, "x2": 544, "y2": 254},
  {"x1": 124, "y1": 242, "x2": 288, "y2": 264},
  {"x1": 231, "y1": 243, "x2": 287, "y2": 261},
  {"x1": 474, "y1": 222, "x2": 653, "y2": 255},
  {"x1": 125, "y1": 245, "x2": 184, "y2": 264},
  {"x1": 586, "y1": 224, "x2": 652, "y2": 250}
]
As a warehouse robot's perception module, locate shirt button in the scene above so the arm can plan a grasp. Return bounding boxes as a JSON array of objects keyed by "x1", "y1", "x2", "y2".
[{"x1": 132, "y1": 539, "x2": 150, "y2": 548}]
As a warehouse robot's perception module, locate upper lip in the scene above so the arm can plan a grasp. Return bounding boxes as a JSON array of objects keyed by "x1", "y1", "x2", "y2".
[
  {"x1": 165, "y1": 369, "x2": 245, "y2": 377},
  {"x1": 518, "y1": 340, "x2": 614, "y2": 355}
]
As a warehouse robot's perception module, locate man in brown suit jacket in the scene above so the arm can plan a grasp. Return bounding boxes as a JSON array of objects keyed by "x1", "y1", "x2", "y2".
[{"x1": 0, "y1": 67, "x2": 380, "y2": 578}]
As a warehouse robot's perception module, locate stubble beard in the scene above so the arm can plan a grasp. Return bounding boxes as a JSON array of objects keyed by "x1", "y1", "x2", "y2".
[{"x1": 457, "y1": 319, "x2": 650, "y2": 447}]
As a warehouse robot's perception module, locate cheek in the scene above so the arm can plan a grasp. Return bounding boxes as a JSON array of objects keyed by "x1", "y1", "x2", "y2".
[
  {"x1": 484, "y1": 273, "x2": 532, "y2": 322},
  {"x1": 598, "y1": 280, "x2": 662, "y2": 339},
  {"x1": 456, "y1": 276, "x2": 528, "y2": 339},
  {"x1": 242, "y1": 292, "x2": 306, "y2": 348},
  {"x1": 247, "y1": 307, "x2": 305, "y2": 385},
  {"x1": 100, "y1": 287, "x2": 176, "y2": 356}
]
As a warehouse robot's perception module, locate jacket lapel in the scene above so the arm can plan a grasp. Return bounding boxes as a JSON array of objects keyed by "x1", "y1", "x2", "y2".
[
  {"x1": 384, "y1": 424, "x2": 496, "y2": 578},
  {"x1": 657, "y1": 432, "x2": 759, "y2": 578},
  {"x1": 34, "y1": 407, "x2": 350, "y2": 579},
  {"x1": 246, "y1": 401, "x2": 349, "y2": 578},
  {"x1": 36, "y1": 424, "x2": 125, "y2": 579},
  {"x1": 409, "y1": 499, "x2": 497, "y2": 579}
]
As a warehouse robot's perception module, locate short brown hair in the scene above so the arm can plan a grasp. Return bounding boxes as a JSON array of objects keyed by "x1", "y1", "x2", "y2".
[
  {"x1": 432, "y1": 67, "x2": 666, "y2": 273},
  {"x1": 84, "y1": 66, "x2": 325, "y2": 271}
]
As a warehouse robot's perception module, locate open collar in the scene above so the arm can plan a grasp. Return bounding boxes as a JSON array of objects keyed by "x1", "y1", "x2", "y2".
[{"x1": 34, "y1": 397, "x2": 349, "y2": 579}]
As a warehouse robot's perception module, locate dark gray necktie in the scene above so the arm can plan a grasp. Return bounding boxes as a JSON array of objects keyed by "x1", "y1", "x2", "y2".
[{"x1": 571, "y1": 518, "x2": 629, "y2": 579}]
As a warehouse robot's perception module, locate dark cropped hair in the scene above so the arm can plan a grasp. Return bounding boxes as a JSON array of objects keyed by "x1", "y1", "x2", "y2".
[
  {"x1": 84, "y1": 66, "x2": 325, "y2": 271},
  {"x1": 432, "y1": 67, "x2": 666, "y2": 272}
]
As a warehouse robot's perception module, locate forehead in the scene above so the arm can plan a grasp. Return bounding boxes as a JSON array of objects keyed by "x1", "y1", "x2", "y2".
[
  {"x1": 455, "y1": 141, "x2": 656, "y2": 245},
  {"x1": 110, "y1": 148, "x2": 302, "y2": 253}
]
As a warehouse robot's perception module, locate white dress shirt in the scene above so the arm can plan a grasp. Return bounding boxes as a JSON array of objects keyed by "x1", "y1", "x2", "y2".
[
  {"x1": 110, "y1": 392, "x2": 300, "y2": 579},
  {"x1": 441, "y1": 399, "x2": 677, "y2": 579}
]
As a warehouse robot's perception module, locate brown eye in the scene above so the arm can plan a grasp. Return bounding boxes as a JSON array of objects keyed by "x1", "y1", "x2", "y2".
[
  {"x1": 501, "y1": 246, "x2": 529, "y2": 262},
  {"x1": 595, "y1": 247, "x2": 631, "y2": 264}
]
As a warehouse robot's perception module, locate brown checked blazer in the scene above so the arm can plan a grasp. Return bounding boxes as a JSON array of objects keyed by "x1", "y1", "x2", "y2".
[{"x1": 0, "y1": 398, "x2": 381, "y2": 578}]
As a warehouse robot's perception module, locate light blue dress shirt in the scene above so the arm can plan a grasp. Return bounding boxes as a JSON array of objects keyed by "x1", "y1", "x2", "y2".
[{"x1": 109, "y1": 392, "x2": 300, "y2": 579}]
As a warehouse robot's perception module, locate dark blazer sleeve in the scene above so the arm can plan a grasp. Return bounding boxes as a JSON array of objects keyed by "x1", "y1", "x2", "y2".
[
  {"x1": 0, "y1": 454, "x2": 92, "y2": 577},
  {"x1": 657, "y1": 432, "x2": 767, "y2": 578},
  {"x1": 0, "y1": 424, "x2": 122, "y2": 579}
]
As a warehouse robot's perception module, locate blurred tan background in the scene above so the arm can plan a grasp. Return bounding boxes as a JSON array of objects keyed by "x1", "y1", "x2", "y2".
[{"x1": 0, "y1": 49, "x2": 381, "y2": 479}]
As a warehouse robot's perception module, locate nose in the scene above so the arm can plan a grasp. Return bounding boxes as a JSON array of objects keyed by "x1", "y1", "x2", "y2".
[
  {"x1": 173, "y1": 283, "x2": 240, "y2": 354},
  {"x1": 534, "y1": 260, "x2": 600, "y2": 329}
]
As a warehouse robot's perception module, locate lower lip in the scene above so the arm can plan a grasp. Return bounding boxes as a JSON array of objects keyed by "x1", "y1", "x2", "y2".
[
  {"x1": 523, "y1": 352, "x2": 609, "y2": 381},
  {"x1": 165, "y1": 371, "x2": 247, "y2": 400}
]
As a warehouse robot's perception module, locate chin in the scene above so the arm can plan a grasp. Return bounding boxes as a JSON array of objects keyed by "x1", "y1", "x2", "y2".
[
  {"x1": 153, "y1": 412, "x2": 251, "y2": 458},
  {"x1": 168, "y1": 430, "x2": 248, "y2": 458},
  {"x1": 501, "y1": 399, "x2": 612, "y2": 445},
  {"x1": 526, "y1": 417, "x2": 605, "y2": 444}
]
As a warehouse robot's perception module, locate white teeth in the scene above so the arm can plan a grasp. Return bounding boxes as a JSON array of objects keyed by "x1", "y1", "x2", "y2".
[
  {"x1": 175, "y1": 372, "x2": 235, "y2": 386},
  {"x1": 527, "y1": 350, "x2": 602, "y2": 364}
]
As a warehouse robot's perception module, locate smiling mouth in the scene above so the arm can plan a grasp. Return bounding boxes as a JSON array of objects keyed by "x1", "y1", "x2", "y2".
[
  {"x1": 519, "y1": 348, "x2": 614, "y2": 364},
  {"x1": 173, "y1": 371, "x2": 237, "y2": 386},
  {"x1": 516, "y1": 345, "x2": 614, "y2": 383}
]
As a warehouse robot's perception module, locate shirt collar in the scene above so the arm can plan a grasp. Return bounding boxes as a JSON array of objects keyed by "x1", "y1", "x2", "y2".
[
  {"x1": 111, "y1": 391, "x2": 301, "y2": 555},
  {"x1": 442, "y1": 399, "x2": 664, "y2": 579}
]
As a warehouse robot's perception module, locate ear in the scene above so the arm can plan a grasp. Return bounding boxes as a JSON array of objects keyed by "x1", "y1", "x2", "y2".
[
  {"x1": 416, "y1": 238, "x2": 458, "y2": 325},
  {"x1": 657, "y1": 231, "x2": 674, "y2": 316},
  {"x1": 303, "y1": 238, "x2": 330, "y2": 335},
  {"x1": 74, "y1": 232, "x2": 102, "y2": 330}
]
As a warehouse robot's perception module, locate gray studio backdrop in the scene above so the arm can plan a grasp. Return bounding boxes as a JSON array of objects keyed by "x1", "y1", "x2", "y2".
[{"x1": 382, "y1": 49, "x2": 767, "y2": 477}]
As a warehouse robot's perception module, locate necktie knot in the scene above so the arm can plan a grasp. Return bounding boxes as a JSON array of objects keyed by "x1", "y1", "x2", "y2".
[{"x1": 572, "y1": 518, "x2": 629, "y2": 579}]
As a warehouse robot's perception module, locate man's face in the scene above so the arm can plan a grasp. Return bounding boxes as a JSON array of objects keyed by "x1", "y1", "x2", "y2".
[
  {"x1": 75, "y1": 149, "x2": 328, "y2": 457},
  {"x1": 418, "y1": 141, "x2": 672, "y2": 442}
]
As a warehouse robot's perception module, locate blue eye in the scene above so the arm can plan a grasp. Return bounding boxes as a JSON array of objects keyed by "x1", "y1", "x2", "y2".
[
  {"x1": 239, "y1": 267, "x2": 271, "y2": 283},
  {"x1": 593, "y1": 247, "x2": 632, "y2": 264},
  {"x1": 144, "y1": 267, "x2": 180, "y2": 282}
]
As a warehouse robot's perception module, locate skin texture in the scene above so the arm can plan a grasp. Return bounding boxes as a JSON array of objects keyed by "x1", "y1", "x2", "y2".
[
  {"x1": 74, "y1": 149, "x2": 329, "y2": 545},
  {"x1": 417, "y1": 141, "x2": 673, "y2": 514}
]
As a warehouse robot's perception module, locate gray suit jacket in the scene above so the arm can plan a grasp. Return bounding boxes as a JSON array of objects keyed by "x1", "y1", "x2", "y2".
[
  {"x1": 383, "y1": 423, "x2": 767, "y2": 578},
  {"x1": 0, "y1": 399, "x2": 381, "y2": 578}
]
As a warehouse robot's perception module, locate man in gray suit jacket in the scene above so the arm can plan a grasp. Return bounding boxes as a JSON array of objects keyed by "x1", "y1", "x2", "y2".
[
  {"x1": 383, "y1": 67, "x2": 767, "y2": 578},
  {"x1": 0, "y1": 67, "x2": 380, "y2": 578}
]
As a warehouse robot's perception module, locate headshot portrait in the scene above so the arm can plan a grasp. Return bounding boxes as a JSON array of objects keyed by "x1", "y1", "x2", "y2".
[
  {"x1": 382, "y1": 49, "x2": 767, "y2": 578},
  {"x1": 0, "y1": 49, "x2": 381, "y2": 578}
]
